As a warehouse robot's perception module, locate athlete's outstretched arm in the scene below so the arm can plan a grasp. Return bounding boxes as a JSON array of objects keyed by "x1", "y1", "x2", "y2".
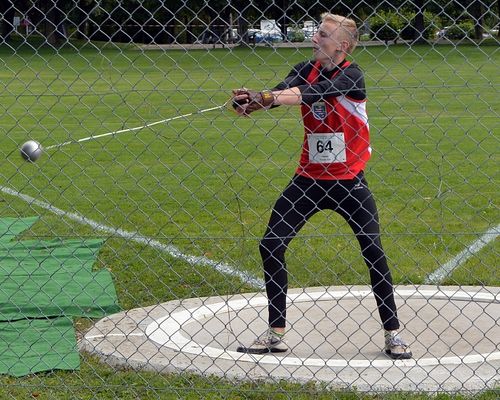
[{"x1": 272, "y1": 87, "x2": 302, "y2": 106}]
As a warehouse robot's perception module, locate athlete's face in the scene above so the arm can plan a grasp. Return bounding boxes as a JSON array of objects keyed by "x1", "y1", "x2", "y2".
[{"x1": 312, "y1": 21, "x2": 349, "y2": 67}]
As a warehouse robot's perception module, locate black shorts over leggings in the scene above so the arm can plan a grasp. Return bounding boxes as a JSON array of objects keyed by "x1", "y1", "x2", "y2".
[{"x1": 259, "y1": 172, "x2": 400, "y2": 331}]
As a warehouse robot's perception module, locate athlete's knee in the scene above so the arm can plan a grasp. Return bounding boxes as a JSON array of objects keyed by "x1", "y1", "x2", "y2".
[{"x1": 259, "y1": 236, "x2": 286, "y2": 263}]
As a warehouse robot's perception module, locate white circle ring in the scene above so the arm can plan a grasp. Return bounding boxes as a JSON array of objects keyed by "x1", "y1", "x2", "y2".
[{"x1": 146, "y1": 288, "x2": 500, "y2": 368}]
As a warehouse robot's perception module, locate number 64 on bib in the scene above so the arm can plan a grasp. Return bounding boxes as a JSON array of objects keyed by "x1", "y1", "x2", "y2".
[{"x1": 307, "y1": 132, "x2": 347, "y2": 164}]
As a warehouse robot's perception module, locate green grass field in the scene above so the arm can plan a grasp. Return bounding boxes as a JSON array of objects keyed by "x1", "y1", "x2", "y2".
[{"x1": 0, "y1": 40, "x2": 498, "y2": 398}]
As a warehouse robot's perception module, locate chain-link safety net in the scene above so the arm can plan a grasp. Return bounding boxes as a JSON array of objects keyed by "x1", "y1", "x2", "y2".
[{"x1": 0, "y1": 0, "x2": 499, "y2": 398}]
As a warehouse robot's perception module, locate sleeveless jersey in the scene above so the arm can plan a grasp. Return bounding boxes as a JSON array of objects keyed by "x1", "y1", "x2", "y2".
[{"x1": 296, "y1": 61, "x2": 371, "y2": 180}]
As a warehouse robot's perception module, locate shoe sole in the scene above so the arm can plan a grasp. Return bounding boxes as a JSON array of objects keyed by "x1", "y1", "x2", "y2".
[
  {"x1": 236, "y1": 346, "x2": 288, "y2": 354},
  {"x1": 385, "y1": 349, "x2": 413, "y2": 360}
]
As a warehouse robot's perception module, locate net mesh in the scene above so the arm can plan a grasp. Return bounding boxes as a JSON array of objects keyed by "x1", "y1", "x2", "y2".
[{"x1": 0, "y1": 0, "x2": 498, "y2": 397}]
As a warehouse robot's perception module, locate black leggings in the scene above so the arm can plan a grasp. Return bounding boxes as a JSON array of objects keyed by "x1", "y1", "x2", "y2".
[{"x1": 259, "y1": 173, "x2": 400, "y2": 331}]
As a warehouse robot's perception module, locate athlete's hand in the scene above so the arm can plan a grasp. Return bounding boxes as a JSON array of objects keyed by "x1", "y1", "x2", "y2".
[
  {"x1": 232, "y1": 89, "x2": 274, "y2": 116},
  {"x1": 231, "y1": 89, "x2": 250, "y2": 116}
]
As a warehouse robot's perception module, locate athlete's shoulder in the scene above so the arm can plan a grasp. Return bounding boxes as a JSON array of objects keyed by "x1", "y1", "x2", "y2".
[
  {"x1": 343, "y1": 62, "x2": 364, "y2": 75},
  {"x1": 342, "y1": 62, "x2": 365, "y2": 87},
  {"x1": 340, "y1": 62, "x2": 366, "y2": 98}
]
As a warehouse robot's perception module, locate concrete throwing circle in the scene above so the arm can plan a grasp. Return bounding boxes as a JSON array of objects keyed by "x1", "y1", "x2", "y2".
[{"x1": 81, "y1": 285, "x2": 500, "y2": 393}]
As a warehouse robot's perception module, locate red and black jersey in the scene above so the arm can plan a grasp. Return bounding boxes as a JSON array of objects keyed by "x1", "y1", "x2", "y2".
[{"x1": 273, "y1": 60, "x2": 371, "y2": 180}]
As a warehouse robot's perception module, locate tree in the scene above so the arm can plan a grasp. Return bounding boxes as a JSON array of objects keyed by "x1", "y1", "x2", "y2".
[
  {"x1": 7, "y1": 0, "x2": 498, "y2": 46},
  {"x1": 0, "y1": 0, "x2": 15, "y2": 42},
  {"x1": 468, "y1": 0, "x2": 485, "y2": 39},
  {"x1": 42, "y1": 0, "x2": 67, "y2": 46},
  {"x1": 72, "y1": 0, "x2": 98, "y2": 41},
  {"x1": 412, "y1": 0, "x2": 426, "y2": 43},
  {"x1": 498, "y1": 0, "x2": 500, "y2": 38}
]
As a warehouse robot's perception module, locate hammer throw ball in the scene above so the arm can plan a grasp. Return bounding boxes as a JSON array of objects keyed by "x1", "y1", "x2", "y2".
[{"x1": 20, "y1": 140, "x2": 43, "y2": 162}]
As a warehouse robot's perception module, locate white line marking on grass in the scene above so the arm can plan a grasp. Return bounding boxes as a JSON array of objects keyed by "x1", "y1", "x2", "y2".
[
  {"x1": 425, "y1": 224, "x2": 500, "y2": 284},
  {"x1": 0, "y1": 185, "x2": 263, "y2": 288}
]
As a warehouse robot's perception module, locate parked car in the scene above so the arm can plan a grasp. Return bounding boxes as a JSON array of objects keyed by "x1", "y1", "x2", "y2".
[
  {"x1": 484, "y1": 24, "x2": 498, "y2": 38},
  {"x1": 286, "y1": 26, "x2": 305, "y2": 42},
  {"x1": 248, "y1": 29, "x2": 284, "y2": 44},
  {"x1": 302, "y1": 21, "x2": 318, "y2": 41},
  {"x1": 247, "y1": 20, "x2": 284, "y2": 44},
  {"x1": 436, "y1": 26, "x2": 450, "y2": 39},
  {"x1": 198, "y1": 27, "x2": 239, "y2": 44}
]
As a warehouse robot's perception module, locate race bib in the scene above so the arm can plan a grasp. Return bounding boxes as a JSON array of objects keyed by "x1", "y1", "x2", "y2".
[{"x1": 307, "y1": 133, "x2": 346, "y2": 163}]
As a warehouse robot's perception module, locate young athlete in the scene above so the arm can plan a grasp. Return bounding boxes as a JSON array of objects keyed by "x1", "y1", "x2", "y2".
[{"x1": 232, "y1": 13, "x2": 412, "y2": 359}]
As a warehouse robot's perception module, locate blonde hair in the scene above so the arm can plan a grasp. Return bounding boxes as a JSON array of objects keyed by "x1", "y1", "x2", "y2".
[{"x1": 320, "y1": 13, "x2": 358, "y2": 53}]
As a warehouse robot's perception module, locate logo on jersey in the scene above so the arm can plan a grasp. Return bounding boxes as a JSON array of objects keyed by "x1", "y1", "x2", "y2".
[{"x1": 312, "y1": 102, "x2": 327, "y2": 120}]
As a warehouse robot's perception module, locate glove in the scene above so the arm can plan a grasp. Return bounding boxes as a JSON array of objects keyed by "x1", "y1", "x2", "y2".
[
  {"x1": 232, "y1": 89, "x2": 250, "y2": 110},
  {"x1": 232, "y1": 89, "x2": 274, "y2": 116}
]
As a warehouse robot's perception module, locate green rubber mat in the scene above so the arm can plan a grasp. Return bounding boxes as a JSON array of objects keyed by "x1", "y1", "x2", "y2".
[
  {"x1": 0, "y1": 317, "x2": 79, "y2": 377},
  {"x1": 0, "y1": 217, "x2": 120, "y2": 376}
]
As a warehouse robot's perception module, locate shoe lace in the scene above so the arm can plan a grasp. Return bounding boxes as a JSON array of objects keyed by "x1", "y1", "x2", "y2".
[
  {"x1": 389, "y1": 334, "x2": 408, "y2": 348},
  {"x1": 256, "y1": 329, "x2": 282, "y2": 345}
]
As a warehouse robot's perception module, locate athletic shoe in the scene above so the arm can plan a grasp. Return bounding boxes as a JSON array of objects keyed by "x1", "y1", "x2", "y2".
[
  {"x1": 236, "y1": 328, "x2": 288, "y2": 354},
  {"x1": 384, "y1": 330, "x2": 412, "y2": 359}
]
